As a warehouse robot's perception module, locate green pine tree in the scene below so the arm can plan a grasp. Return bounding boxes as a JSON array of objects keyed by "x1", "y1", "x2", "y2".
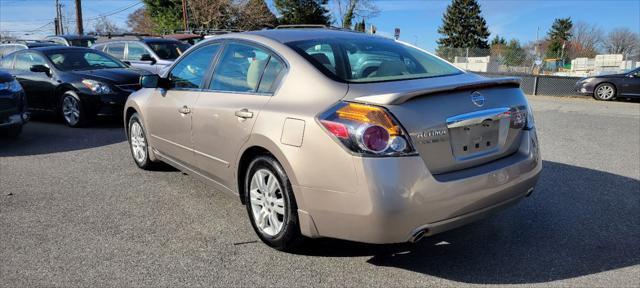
[
  {"x1": 436, "y1": 0, "x2": 491, "y2": 60},
  {"x1": 274, "y1": 0, "x2": 331, "y2": 26},
  {"x1": 545, "y1": 17, "x2": 573, "y2": 61},
  {"x1": 504, "y1": 39, "x2": 526, "y2": 66}
]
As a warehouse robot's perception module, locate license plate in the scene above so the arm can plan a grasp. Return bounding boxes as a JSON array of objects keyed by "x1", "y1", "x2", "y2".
[{"x1": 449, "y1": 119, "x2": 500, "y2": 157}]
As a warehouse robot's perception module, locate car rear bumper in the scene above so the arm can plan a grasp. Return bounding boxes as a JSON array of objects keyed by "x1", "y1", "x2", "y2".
[{"x1": 296, "y1": 129, "x2": 542, "y2": 244}]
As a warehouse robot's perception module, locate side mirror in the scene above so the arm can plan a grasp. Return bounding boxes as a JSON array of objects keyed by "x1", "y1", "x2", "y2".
[
  {"x1": 140, "y1": 54, "x2": 156, "y2": 65},
  {"x1": 140, "y1": 75, "x2": 169, "y2": 89},
  {"x1": 122, "y1": 60, "x2": 131, "y2": 66},
  {"x1": 30, "y1": 64, "x2": 50, "y2": 76}
]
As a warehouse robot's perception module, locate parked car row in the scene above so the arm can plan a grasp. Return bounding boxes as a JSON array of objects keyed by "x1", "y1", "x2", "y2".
[{"x1": 0, "y1": 34, "x2": 193, "y2": 134}]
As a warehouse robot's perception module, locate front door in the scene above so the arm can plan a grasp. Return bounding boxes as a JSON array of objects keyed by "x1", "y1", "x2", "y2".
[
  {"x1": 12, "y1": 51, "x2": 55, "y2": 110},
  {"x1": 192, "y1": 42, "x2": 287, "y2": 188},
  {"x1": 145, "y1": 43, "x2": 222, "y2": 167},
  {"x1": 621, "y1": 69, "x2": 640, "y2": 96}
]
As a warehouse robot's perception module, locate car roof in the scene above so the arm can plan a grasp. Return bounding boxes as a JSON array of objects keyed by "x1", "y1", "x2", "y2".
[
  {"x1": 245, "y1": 29, "x2": 388, "y2": 44},
  {"x1": 28, "y1": 46, "x2": 94, "y2": 53},
  {"x1": 47, "y1": 34, "x2": 96, "y2": 40}
]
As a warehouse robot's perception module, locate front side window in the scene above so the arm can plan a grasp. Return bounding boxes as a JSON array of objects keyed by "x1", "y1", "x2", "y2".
[
  {"x1": 287, "y1": 37, "x2": 461, "y2": 83},
  {"x1": 46, "y1": 50, "x2": 126, "y2": 71},
  {"x1": 209, "y1": 43, "x2": 272, "y2": 93},
  {"x1": 168, "y1": 44, "x2": 220, "y2": 89},
  {"x1": 14, "y1": 52, "x2": 48, "y2": 71},
  {"x1": 126, "y1": 43, "x2": 148, "y2": 60},
  {"x1": 106, "y1": 43, "x2": 125, "y2": 59}
]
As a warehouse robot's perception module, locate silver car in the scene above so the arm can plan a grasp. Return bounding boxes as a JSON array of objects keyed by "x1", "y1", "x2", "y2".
[
  {"x1": 93, "y1": 38, "x2": 190, "y2": 74},
  {"x1": 124, "y1": 29, "x2": 542, "y2": 251}
]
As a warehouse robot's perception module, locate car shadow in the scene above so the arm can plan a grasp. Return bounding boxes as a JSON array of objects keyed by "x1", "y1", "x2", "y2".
[
  {"x1": 0, "y1": 113, "x2": 126, "y2": 157},
  {"x1": 293, "y1": 161, "x2": 640, "y2": 284}
]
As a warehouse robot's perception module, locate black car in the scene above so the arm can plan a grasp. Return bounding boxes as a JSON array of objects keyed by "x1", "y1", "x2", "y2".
[
  {"x1": 44, "y1": 35, "x2": 97, "y2": 47},
  {"x1": 0, "y1": 46, "x2": 149, "y2": 127},
  {"x1": 575, "y1": 67, "x2": 640, "y2": 100},
  {"x1": 0, "y1": 69, "x2": 28, "y2": 137}
]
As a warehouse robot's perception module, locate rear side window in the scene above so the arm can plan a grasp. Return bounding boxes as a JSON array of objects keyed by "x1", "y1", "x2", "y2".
[
  {"x1": 168, "y1": 44, "x2": 220, "y2": 89},
  {"x1": 209, "y1": 43, "x2": 272, "y2": 93},
  {"x1": 0, "y1": 54, "x2": 14, "y2": 69},
  {"x1": 287, "y1": 37, "x2": 460, "y2": 83},
  {"x1": 106, "y1": 43, "x2": 125, "y2": 59},
  {"x1": 257, "y1": 57, "x2": 285, "y2": 93}
]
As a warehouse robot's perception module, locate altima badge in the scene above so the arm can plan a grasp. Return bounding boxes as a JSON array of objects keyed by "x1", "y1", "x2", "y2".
[{"x1": 471, "y1": 91, "x2": 485, "y2": 107}]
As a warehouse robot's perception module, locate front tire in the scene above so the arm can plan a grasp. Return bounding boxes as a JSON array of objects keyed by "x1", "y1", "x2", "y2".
[
  {"x1": 128, "y1": 113, "x2": 156, "y2": 170},
  {"x1": 60, "y1": 91, "x2": 90, "y2": 127},
  {"x1": 594, "y1": 83, "x2": 616, "y2": 101},
  {"x1": 245, "y1": 155, "x2": 304, "y2": 251}
]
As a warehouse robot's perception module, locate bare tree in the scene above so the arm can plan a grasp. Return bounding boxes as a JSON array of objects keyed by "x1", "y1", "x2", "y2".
[
  {"x1": 92, "y1": 16, "x2": 123, "y2": 35},
  {"x1": 127, "y1": 7, "x2": 155, "y2": 34},
  {"x1": 187, "y1": 0, "x2": 236, "y2": 29},
  {"x1": 603, "y1": 28, "x2": 640, "y2": 60},
  {"x1": 334, "y1": 0, "x2": 379, "y2": 29},
  {"x1": 570, "y1": 22, "x2": 603, "y2": 58},
  {"x1": 236, "y1": 0, "x2": 278, "y2": 30}
]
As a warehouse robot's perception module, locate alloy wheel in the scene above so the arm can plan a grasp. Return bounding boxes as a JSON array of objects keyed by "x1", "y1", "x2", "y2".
[
  {"x1": 130, "y1": 121, "x2": 147, "y2": 164},
  {"x1": 62, "y1": 96, "x2": 80, "y2": 126},
  {"x1": 596, "y1": 85, "x2": 614, "y2": 100},
  {"x1": 249, "y1": 169, "x2": 286, "y2": 236}
]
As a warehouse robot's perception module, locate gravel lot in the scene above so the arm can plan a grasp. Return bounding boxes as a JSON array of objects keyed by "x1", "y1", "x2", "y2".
[{"x1": 1, "y1": 96, "x2": 639, "y2": 287}]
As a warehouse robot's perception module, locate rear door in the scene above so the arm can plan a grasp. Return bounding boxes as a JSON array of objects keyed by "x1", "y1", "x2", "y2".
[
  {"x1": 191, "y1": 41, "x2": 286, "y2": 187},
  {"x1": 144, "y1": 43, "x2": 221, "y2": 167}
]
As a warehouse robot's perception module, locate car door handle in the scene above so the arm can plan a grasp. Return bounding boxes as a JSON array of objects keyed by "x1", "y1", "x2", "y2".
[
  {"x1": 178, "y1": 105, "x2": 191, "y2": 114},
  {"x1": 235, "y1": 109, "x2": 254, "y2": 119}
]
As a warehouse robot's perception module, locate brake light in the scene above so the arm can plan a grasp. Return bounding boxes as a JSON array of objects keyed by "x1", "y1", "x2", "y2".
[{"x1": 318, "y1": 102, "x2": 415, "y2": 156}]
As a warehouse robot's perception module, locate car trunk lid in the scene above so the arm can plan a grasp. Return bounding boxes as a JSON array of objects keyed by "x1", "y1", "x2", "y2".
[{"x1": 344, "y1": 73, "x2": 529, "y2": 174}]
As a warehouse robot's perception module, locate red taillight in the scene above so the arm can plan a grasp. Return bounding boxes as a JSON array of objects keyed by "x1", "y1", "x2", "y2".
[
  {"x1": 318, "y1": 102, "x2": 416, "y2": 156},
  {"x1": 320, "y1": 120, "x2": 349, "y2": 139},
  {"x1": 358, "y1": 125, "x2": 390, "y2": 153}
]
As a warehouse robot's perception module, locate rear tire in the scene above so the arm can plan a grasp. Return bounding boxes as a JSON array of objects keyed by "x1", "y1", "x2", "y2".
[
  {"x1": 593, "y1": 83, "x2": 616, "y2": 101},
  {"x1": 245, "y1": 155, "x2": 304, "y2": 251}
]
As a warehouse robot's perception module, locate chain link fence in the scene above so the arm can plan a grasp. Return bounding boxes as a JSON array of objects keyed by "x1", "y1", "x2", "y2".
[{"x1": 436, "y1": 47, "x2": 639, "y2": 97}]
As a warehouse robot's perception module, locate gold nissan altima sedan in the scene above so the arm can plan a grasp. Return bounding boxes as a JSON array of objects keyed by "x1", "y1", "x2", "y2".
[{"x1": 124, "y1": 28, "x2": 541, "y2": 251}]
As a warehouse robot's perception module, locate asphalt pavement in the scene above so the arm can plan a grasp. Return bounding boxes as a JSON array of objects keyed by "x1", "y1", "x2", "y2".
[{"x1": 1, "y1": 96, "x2": 639, "y2": 287}]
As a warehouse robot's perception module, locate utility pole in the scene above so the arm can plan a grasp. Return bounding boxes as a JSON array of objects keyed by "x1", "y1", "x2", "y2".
[
  {"x1": 55, "y1": 0, "x2": 60, "y2": 35},
  {"x1": 75, "y1": 0, "x2": 83, "y2": 35},
  {"x1": 181, "y1": 0, "x2": 188, "y2": 31},
  {"x1": 55, "y1": 0, "x2": 64, "y2": 35}
]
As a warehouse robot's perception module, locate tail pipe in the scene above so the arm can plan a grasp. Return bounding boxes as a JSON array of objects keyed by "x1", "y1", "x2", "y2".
[{"x1": 409, "y1": 228, "x2": 429, "y2": 243}]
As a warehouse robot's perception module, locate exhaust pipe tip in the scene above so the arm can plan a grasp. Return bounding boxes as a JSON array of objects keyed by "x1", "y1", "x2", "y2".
[
  {"x1": 525, "y1": 187, "x2": 535, "y2": 197},
  {"x1": 410, "y1": 229, "x2": 428, "y2": 243}
]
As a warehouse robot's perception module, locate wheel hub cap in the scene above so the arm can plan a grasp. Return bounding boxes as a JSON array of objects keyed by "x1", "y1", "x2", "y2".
[
  {"x1": 62, "y1": 96, "x2": 80, "y2": 125},
  {"x1": 130, "y1": 122, "x2": 147, "y2": 164},
  {"x1": 249, "y1": 169, "x2": 285, "y2": 236}
]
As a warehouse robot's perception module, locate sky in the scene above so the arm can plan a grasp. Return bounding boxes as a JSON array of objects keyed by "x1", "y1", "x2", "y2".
[{"x1": 1, "y1": 0, "x2": 639, "y2": 52}]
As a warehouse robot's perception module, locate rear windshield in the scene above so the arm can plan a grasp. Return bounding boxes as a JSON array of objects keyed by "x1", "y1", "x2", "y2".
[
  {"x1": 68, "y1": 39, "x2": 96, "y2": 48},
  {"x1": 145, "y1": 41, "x2": 191, "y2": 60},
  {"x1": 287, "y1": 37, "x2": 460, "y2": 83}
]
